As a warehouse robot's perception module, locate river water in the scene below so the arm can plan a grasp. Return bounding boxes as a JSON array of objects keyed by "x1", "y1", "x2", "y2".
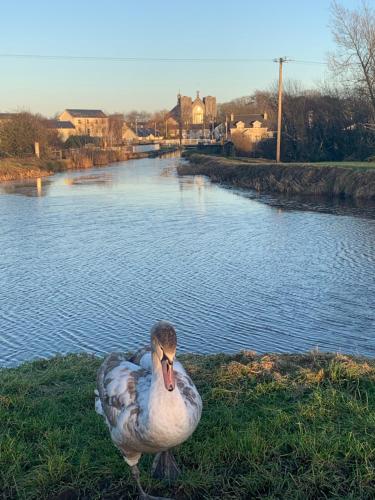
[{"x1": 1, "y1": 155, "x2": 374, "y2": 366}]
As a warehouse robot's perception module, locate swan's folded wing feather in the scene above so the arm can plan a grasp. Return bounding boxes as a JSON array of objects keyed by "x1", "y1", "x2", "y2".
[
  {"x1": 127, "y1": 346, "x2": 152, "y2": 366},
  {"x1": 174, "y1": 369, "x2": 203, "y2": 426},
  {"x1": 96, "y1": 352, "x2": 147, "y2": 428}
]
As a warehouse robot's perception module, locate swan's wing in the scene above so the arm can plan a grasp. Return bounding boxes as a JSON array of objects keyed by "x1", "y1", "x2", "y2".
[
  {"x1": 174, "y1": 365, "x2": 203, "y2": 426},
  {"x1": 96, "y1": 352, "x2": 149, "y2": 429},
  {"x1": 128, "y1": 346, "x2": 152, "y2": 369}
]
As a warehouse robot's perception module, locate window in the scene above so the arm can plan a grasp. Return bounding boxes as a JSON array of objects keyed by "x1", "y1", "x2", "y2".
[{"x1": 193, "y1": 106, "x2": 204, "y2": 124}]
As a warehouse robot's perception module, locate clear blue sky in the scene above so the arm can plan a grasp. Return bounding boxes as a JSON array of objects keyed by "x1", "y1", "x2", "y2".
[{"x1": 0, "y1": 0, "x2": 359, "y2": 116}]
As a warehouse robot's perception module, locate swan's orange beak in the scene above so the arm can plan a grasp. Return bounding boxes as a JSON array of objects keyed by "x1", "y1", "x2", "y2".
[{"x1": 161, "y1": 358, "x2": 175, "y2": 391}]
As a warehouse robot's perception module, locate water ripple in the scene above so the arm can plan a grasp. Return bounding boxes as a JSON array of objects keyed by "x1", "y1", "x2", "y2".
[{"x1": 0, "y1": 156, "x2": 374, "y2": 366}]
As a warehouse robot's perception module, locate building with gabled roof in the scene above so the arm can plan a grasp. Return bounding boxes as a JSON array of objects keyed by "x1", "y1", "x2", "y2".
[
  {"x1": 229, "y1": 113, "x2": 273, "y2": 152},
  {"x1": 58, "y1": 109, "x2": 109, "y2": 138}
]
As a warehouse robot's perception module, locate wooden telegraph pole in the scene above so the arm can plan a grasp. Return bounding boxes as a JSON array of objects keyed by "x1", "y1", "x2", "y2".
[{"x1": 275, "y1": 57, "x2": 288, "y2": 163}]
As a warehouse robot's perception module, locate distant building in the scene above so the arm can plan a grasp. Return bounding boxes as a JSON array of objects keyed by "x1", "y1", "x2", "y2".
[
  {"x1": 166, "y1": 92, "x2": 217, "y2": 139},
  {"x1": 47, "y1": 119, "x2": 76, "y2": 142},
  {"x1": 58, "y1": 109, "x2": 109, "y2": 138},
  {"x1": 136, "y1": 127, "x2": 163, "y2": 142},
  {"x1": 122, "y1": 124, "x2": 138, "y2": 143},
  {"x1": 223, "y1": 113, "x2": 273, "y2": 153}
]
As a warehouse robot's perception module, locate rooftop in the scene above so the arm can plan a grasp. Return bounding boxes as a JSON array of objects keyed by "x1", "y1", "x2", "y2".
[
  {"x1": 48, "y1": 120, "x2": 75, "y2": 129},
  {"x1": 65, "y1": 109, "x2": 107, "y2": 118},
  {"x1": 231, "y1": 114, "x2": 267, "y2": 128},
  {"x1": 0, "y1": 113, "x2": 17, "y2": 120}
]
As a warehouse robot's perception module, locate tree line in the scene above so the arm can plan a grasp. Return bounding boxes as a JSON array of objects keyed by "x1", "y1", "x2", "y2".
[{"x1": 218, "y1": 1, "x2": 375, "y2": 161}]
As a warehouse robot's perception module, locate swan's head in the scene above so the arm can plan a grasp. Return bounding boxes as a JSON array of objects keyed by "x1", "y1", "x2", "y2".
[{"x1": 151, "y1": 321, "x2": 177, "y2": 392}]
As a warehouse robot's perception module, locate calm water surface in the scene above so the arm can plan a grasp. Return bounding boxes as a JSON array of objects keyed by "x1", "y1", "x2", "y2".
[{"x1": 1, "y1": 155, "x2": 374, "y2": 366}]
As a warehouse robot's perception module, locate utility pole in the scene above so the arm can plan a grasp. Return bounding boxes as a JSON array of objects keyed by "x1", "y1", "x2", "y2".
[{"x1": 275, "y1": 57, "x2": 288, "y2": 163}]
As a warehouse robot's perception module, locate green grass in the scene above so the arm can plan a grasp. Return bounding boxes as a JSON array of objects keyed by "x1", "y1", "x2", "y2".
[
  {"x1": 1, "y1": 352, "x2": 375, "y2": 499},
  {"x1": 184, "y1": 151, "x2": 375, "y2": 170},
  {"x1": 216, "y1": 156, "x2": 375, "y2": 170},
  {"x1": 312, "y1": 161, "x2": 375, "y2": 169}
]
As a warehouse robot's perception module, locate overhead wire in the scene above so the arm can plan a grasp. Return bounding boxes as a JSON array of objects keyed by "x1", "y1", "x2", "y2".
[{"x1": 0, "y1": 53, "x2": 328, "y2": 65}]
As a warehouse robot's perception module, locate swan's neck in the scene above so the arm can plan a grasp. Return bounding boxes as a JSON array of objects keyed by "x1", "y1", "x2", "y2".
[
  {"x1": 151, "y1": 351, "x2": 162, "y2": 377},
  {"x1": 147, "y1": 352, "x2": 189, "y2": 447}
]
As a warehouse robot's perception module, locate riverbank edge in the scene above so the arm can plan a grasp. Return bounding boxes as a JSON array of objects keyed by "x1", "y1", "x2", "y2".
[
  {"x1": 179, "y1": 153, "x2": 375, "y2": 199},
  {"x1": 0, "y1": 148, "x2": 177, "y2": 183},
  {"x1": 1, "y1": 351, "x2": 375, "y2": 498}
]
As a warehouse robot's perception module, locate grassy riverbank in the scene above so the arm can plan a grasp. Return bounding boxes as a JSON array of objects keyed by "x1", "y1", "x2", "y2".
[
  {"x1": 1, "y1": 352, "x2": 375, "y2": 499},
  {"x1": 0, "y1": 158, "x2": 68, "y2": 182},
  {"x1": 179, "y1": 154, "x2": 375, "y2": 200}
]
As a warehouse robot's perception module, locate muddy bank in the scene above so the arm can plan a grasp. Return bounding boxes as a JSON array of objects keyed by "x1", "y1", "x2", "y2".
[{"x1": 179, "y1": 154, "x2": 375, "y2": 200}]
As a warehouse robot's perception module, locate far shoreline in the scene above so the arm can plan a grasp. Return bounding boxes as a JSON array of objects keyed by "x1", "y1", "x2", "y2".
[{"x1": 0, "y1": 147, "x2": 178, "y2": 183}]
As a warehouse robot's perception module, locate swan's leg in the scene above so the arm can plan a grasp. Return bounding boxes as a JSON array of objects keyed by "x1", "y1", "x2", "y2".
[
  {"x1": 151, "y1": 450, "x2": 181, "y2": 482},
  {"x1": 131, "y1": 465, "x2": 148, "y2": 498},
  {"x1": 131, "y1": 465, "x2": 173, "y2": 500}
]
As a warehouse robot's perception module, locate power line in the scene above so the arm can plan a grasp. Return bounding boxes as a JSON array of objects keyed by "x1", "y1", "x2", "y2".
[
  {"x1": 0, "y1": 53, "x2": 328, "y2": 65},
  {"x1": 0, "y1": 54, "x2": 275, "y2": 63},
  {"x1": 290, "y1": 59, "x2": 327, "y2": 65}
]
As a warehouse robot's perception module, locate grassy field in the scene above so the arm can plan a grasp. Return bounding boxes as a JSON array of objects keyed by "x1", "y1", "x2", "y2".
[{"x1": 1, "y1": 352, "x2": 375, "y2": 499}]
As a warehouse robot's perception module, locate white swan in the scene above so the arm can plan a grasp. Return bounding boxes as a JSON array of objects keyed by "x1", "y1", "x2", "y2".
[{"x1": 95, "y1": 321, "x2": 202, "y2": 499}]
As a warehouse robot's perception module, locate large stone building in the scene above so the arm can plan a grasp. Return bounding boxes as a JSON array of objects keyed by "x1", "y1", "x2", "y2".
[
  {"x1": 57, "y1": 109, "x2": 109, "y2": 139},
  {"x1": 166, "y1": 92, "x2": 217, "y2": 138}
]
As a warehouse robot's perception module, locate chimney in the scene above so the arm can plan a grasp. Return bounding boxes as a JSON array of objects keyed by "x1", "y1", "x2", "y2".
[{"x1": 263, "y1": 112, "x2": 268, "y2": 120}]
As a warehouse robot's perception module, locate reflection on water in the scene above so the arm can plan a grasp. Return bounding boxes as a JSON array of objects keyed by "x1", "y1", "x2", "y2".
[
  {"x1": 227, "y1": 186, "x2": 375, "y2": 219},
  {"x1": 0, "y1": 177, "x2": 52, "y2": 197},
  {"x1": 0, "y1": 155, "x2": 374, "y2": 367},
  {"x1": 64, "y1": 173, "x2": 113, "y2": 186}
]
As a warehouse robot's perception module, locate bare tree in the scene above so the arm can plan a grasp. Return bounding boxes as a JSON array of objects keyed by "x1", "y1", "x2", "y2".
[
  {"x1": 144, "y1": 110, "x2": 169, "y2": 137},
  {"x1": 108, "y1": 113, "x2": 125, "y2": 146},
  {"x1": 329, "y1": 0, "x2": 375, "y2": 119}
]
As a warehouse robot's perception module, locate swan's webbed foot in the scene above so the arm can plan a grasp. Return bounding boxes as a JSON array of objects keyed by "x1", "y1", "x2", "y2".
[{"x1": 151, "y1": 450, "x2": 181, "y2": 483}]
